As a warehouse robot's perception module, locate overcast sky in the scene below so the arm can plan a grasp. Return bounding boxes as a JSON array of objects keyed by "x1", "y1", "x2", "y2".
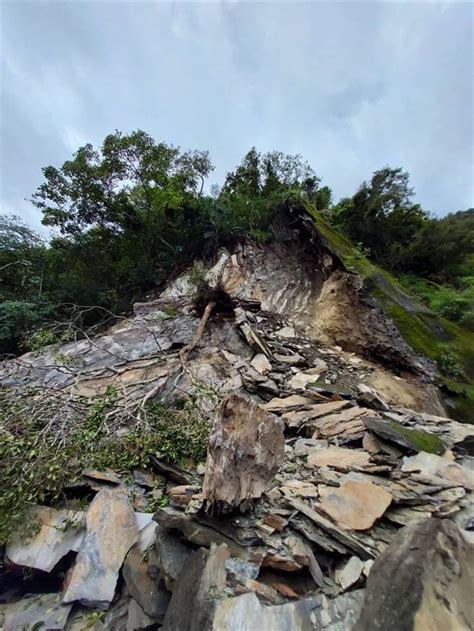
[{"x1": 1, "y1": 1, "x2": 473, "y2": 231}]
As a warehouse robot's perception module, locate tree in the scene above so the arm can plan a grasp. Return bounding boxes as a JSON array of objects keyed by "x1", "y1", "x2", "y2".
[{"x1": 333, "y1": 167, "x2": 428, "y2": 265}]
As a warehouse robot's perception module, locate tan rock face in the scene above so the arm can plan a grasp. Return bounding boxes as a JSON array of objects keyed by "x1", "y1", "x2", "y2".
[
  {"x1": 62, "y1": 488, "x2": 139, "y2": 607},
  {"x1": 320, "y1": 480, "x2": 392, "y2": 530},
  {"x1": 307, "y1": 447, "x2": 370, "y2": 469},
  {"x1": 263, "y1": 394, "x2": 314, "y2": 413},
  {"x1": 203, "y1": 394, "x2": 285, "y2": 512}
]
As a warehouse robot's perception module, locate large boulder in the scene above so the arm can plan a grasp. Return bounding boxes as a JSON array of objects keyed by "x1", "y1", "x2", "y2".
[
  {"x1": 354, "y1": 518, "x2": 474, "y2": 631},
  {"x1": 203, "y1": 394, "x2": 285, "y2": 513}
]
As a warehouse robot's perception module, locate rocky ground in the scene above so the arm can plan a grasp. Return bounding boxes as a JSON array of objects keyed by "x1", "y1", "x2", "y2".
[{"x1": 1, "y1": 244, "x2": 473, "y2": 630}]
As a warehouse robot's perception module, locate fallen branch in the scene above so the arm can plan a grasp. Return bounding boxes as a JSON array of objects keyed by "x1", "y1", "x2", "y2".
[{"x1": 180, "y1": 301, "x2": 216, "y2": 364}]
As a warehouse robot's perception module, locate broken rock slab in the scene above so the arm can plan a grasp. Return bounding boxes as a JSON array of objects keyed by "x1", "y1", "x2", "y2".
[
  {"x1": 320, "y1": 479, "x2": 393, "y2": 531},
  {"x1": 307, "y1": 446, "x2": 370, "y2": 470},
  {"x1": 364, "y1": 417, "x2": 446, "y2": 455},
  {"x1": 5, "y1": 505, "x2": 85, "y2": 572},
  {"x1": 122, "y1": 539, "x2": 170, "y2": 620},
  {"x1": 62, "y1": 488, "x2": 139, "y2": 608},
  {"x1": 263, "y1": 394, "x2": 314, "y2": 413},
  {"x1": 335, "y1": 556, "x2": 364, "y2": 591},
  {"x1": 3, "y1": 593, "x2": 72, "y2": 631},
  {"x1": 354, "y1": 518, "x2": 474, "y2": 631},
  {"x1": 162, "y1": 544, "x2": 230, "y2": 631},
  {"x1": 401, "y1": 452, "x2": 474, "y2": 491},
  {"x1": 203, "y1": 394, "x2": 285, "y2": 512}
]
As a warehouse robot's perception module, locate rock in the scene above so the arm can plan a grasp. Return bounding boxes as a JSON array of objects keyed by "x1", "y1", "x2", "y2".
[
  {"x1": 276, "y1": 325, "x2": 296, "y2": 339},
  {"x1": 293, "y1": 437, "x2": 328, "y2": 456},
  {"x1": 401, "y1": 452, "x2": 474, "y2": 490},
  {"x1": 239, "y1": 322, "x2": 270, "y2": 356},
  {"x1": 307, "y1": 446, "x2": 370, "y2": 469},
  {"x1": 263, "y1": 513, "x2": 288, "y2": 532},
  {"x1": 244, "y1": 579, "x2": 281, "y2": 604},
  {"x1": 154, "y1": 524, "x2": 193, "y2": 591},
  {"x1": 354, "y1": 518, "x2": 474, "y2": 631},
  {"x1": 5, "y1": 506, "x2": 85, "y2": 572},
  {"x1": 282, "y1": 400, "x2": 352, "y2": 429},
  {"x1": 335, "y1": 556, "x2": 364, "y2": 591},
  {"x1": 250, "y1": 353, "x2": 272, "y2": 374},
  {"x1": 3, "y1": 594, "x2": 73, "y2": 631},
  {"x1": 304, "y1": 358, "x2": 328, "y2": 374},
  {"x1": 357, "y1": 384, "x2": 389, "y2": 411},
  {"x1": 82, "y1": 468, "x2": 122, "y2": 485},
  {"x1": 126, "y1": 598, "x2": 156, "y2": 631},
  {"x1": 154, "y1": 507, "x2": 246, "y2": 557},
  {"x1": 319, "y1": 480, "x2": 392, "y2": 531},
  {"x1": 286, "y1": 496, "x2": 375, "y2": 558},
  {"x1": 279, "y1": 479, "x2": 319, "y2": 497},
  {"x1": 364, "y1": 417, "x2": 446, "y2": 455},
  {"x1": 203, "y1": 394, "x2": 285, "y2": 512},
  {"x1": 122, "y1": 541, "x2": 170, "y2": 619},
  {"x1": 169, "y1": 485, "x2": 201, "y2": 506},
  {"x1": 162, "y1": 544, "x2": 229, "y2": 631},
  {"x1": 150, "y1": 456, "x2": 194, "y2": 484},
  {"x1": 212, "y1": 591, "x2": 365, "y2": 630},
  {"x1": 62, "y1": 488, "x2": 139, "y2": 608},
  {"x1": 307, "y1": 382, "x2": 355, "y2": 398},
  {"x1": 274, "y1": 352, "x2": 306, "y2": 365},
  {"x1": 263, "y1": 394, "x2": 314, "y2": 413},
  {"x1": 289, "y1": 372, "x2": 320, "y2": 391},
  {"x1": 226, "y1": 557, "x2": 260, "y2": 584}
]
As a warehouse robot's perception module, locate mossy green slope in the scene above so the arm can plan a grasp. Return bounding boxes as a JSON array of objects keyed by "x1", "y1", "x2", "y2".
[{"x1": 304, "y1": 203, "x2": 474, "y2": 423}]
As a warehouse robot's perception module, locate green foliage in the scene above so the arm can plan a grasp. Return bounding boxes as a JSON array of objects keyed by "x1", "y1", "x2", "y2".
[
  {"x1": 332, "y1": 167, "x2": 429, "y2": 268},
  {"x1": 0, "y1": 384, "x2": 216, "y2": 543}
]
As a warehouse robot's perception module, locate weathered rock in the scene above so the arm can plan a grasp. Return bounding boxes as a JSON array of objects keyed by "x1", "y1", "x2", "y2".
[
  {"x1": 280, "y1": 479, "x2": 319, "y2": 498},
  {"x1": 122, "y1": 541, "x2": 170, "y2": 619},
  {"x1": 274, "y1": 352, "x2": 306, "y2": 365},
  {"x1": 319, "y1": 480, "x2": 392, "y2": 530},
  {"x1": 154, "y1": 506, "x2": 247, "y2": 557},
  {"x1": 203, "y1": 394, "x2": 285, "y2": 512},
  {"x1": 150, "y1": 456, "x2": 193, "y2": 484},
  {"x1": 250, "y1": 353, "x2": 272, "y2": 374},
  {"x1": 335, "y1": 556, "x2": 364, "y2": 591},
  {"x1": 364, "y1": 417, "x2": 446, "y2": 455},
  {"x1": 126, "y1": 598, "x2": 156, "y2": 631},
  {"x1": 62, "y1": 488, "x2": 139, "y2": 608},
  {"x1": 212, "y1": 590, "x2": 365, "y2": 631},
  {"x1": 169, "y1": 485, "x2": 201, "y2": 505},
  {"x1": 289, "y1": 372, "x2": 320, "y2": 391},
  {"x1": 357, "y1": 384, "x2": 389, "y2": 411},
  {"x1": 282, "y1": 400, "x2": 352, "y2": 429},
  {"x1": 5, "y1": 506, "x2": 85, "y2": 572},
  {"x1": 162, "y1": 544, "x2": 230, "y2": 631},
  {"x1": 354, "y1": 518, "x2": 474, "y2": 631},
  {"x1": 276, "y1": 325, "x2": 296, "y2": 339},
  {"x1": 154, "y1": 524, "x2": 193, "y2": 591},
  {"x1": 3, "y1": 593, "x2": 72, "y2": 631},
  {"x1": 82, "y1": 468, "x2": 122, "y2": 485},
  {"x1": 402, "y1": 452, "x2": 474, "y2": 490},
  {"x1": 307, "y1": 446, "x2": 370, "y2": 469},
  {"x1": 263, "y1": 394, "x2": 314, "y2": 413}
]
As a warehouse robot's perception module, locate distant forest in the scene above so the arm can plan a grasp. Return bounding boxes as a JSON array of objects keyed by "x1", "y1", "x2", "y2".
[{"x1": 1, "y1": 130, "x2": 473, "y2": 356}]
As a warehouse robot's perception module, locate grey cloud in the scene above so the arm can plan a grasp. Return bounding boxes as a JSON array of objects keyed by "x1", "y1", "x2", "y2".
[{"x1": 1, "y1": 0, "x2": 472, "y2": 232}]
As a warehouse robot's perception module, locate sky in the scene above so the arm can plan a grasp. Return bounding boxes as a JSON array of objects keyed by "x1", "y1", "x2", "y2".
[{"x1": 1, "y1": 0, "x2": 473, "y2": 231}]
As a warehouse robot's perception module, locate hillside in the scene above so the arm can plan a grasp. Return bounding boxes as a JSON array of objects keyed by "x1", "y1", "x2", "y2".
[
  {"x1": 1, "y1": 212, "x2": 473, "y2": 630},
  {"x1": 1, "y1": 137, "x2": 473, "y2": 630}
]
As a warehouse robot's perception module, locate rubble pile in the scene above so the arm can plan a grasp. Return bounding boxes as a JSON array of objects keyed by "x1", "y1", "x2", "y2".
[{"x1": 1, "y1": 292, "x2": 473, "y2": 630}]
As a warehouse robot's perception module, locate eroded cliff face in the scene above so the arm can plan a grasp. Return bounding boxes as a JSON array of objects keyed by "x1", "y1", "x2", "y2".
[{"x1": 159, "y1": 239, "x2": 435, "y2": 375}]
